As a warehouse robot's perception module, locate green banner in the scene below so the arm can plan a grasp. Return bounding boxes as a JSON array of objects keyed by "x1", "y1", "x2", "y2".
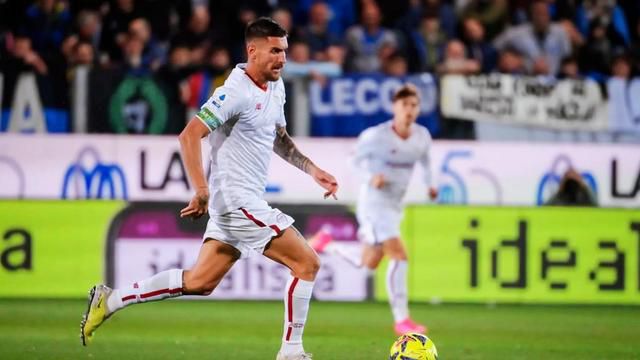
[
  {"x1": 376, "y1": 206, "x2": 640, "y2": 304},
  {"x1": 0, "y1": 201, "x2": 125, "y2": 297}
]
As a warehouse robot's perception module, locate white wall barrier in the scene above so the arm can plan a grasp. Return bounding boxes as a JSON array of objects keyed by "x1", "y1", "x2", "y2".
[{"x1": 0, "y1": 134, "x2": 638, "y2": 207}]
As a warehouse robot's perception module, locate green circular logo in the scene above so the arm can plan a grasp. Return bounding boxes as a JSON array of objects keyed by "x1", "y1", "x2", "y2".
[{"x1": 109, "y1": 77, "x2": 168, "y2": 134}]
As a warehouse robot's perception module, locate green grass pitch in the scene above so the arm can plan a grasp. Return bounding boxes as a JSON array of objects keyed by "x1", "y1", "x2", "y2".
[{"x1": 1, "y1": 299, "x2": 639, "y2": 359}]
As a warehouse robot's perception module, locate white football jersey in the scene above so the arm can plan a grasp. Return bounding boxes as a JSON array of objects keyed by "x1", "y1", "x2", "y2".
[
  {"x1": 353, "y1": 120, "x2": 432, "y2": 211},
  {"x1": 196, "y1": 64, "x2": 286, "y2": 215}
]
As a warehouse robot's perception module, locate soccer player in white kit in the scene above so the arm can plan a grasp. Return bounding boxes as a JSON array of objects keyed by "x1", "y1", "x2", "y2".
[
  {"x1": 311, "y1": 84, "x2": 437, "y2": 336},
  {"x1": 80, "y1": 18, "x2": 338, "y2": 360}
]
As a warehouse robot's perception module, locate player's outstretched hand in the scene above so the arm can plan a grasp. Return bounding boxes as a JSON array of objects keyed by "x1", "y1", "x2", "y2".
[
  {"x1": 180, "y1": 188, "x2": 209, "y2": 219},
  {"x1": 429, "y1": 187, "x2": 438, "y2": 201},
  {"x1": 311, "y1": 168, "x2": 339, "y2": 200},
  {"x1": 371, "y1": 174, "x2": 386, "y2": 189}
]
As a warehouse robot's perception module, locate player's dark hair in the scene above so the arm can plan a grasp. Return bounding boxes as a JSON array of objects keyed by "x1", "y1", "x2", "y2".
[
  {"x1": 245, "y1": 17, "x2": 288, "y2": 43},
  {"x1": 392, "y1": 84, "x2": 420, "y2": 102}
]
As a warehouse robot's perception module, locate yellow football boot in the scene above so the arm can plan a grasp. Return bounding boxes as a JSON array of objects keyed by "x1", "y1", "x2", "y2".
[{"x1": 80, "y1": 285, "x2": 113, "y2": 346}]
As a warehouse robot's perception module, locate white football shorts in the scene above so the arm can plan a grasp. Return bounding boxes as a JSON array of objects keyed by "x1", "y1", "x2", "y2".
[
  {"x1": 203, "y1": 199, "x2": 294, "y2": 258},
  {"x1": 356, "y1": 206, "x2": 402, "y2": 245}
]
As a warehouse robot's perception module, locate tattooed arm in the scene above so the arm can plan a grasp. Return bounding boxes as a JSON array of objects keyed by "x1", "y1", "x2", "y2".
[
  {"x1": 273, "y1": 125, "x2": 339, "y2": 198},
  {"x1": 273, "y1": 125, "x2": 316, "y2": 174}
]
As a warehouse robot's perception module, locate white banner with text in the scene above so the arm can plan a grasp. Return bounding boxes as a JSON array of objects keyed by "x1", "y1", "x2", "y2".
[{"x1": 440, "y1": 74, "x2": 609, "y2": 131}]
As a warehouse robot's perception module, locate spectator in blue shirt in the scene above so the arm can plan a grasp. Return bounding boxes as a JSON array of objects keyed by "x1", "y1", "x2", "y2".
[
  {"x1": 575, "y1": 0, "x2": 631, "y2": 46},
  {"x1": 344, "y1": 2, "x2": 398, "y2": 73},
  {"x1": 300, "y1": 1, "x2": 343, "y2": 62},
  {"x1": 395, "y1": 0, "x2": 457, "y2": 40},
  {"x1": 294, "y1": 0, "x2": 356, "y2": 38},
  {"x1": 128, "y1": 18, "x2": 167, "y2": 71},
  {"x1": 411, "y1": 11, "x2": 448, "y2": 72},
  {"x1": 22, "y1": 0, "x2": 72, "y2": 58},
  {"x1": 494, "y1": 1, "x2": 572, "y2": 75}
]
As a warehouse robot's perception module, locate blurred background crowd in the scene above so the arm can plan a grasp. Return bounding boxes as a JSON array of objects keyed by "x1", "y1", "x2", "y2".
[
  {"x1": 3, "y1": 0, "x2": 640, "y2": 79},
  {"x1": 1, "y1": 0, "x2": 639, "y2": 138}
]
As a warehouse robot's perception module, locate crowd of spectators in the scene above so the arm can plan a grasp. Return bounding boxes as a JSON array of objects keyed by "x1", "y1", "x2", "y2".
[
  {"x1": 0, "y1": 0, "x2": 639, "y2": 138},
  {"x1": 1, "y1": 0, "x2": 639, "y2": 80}
]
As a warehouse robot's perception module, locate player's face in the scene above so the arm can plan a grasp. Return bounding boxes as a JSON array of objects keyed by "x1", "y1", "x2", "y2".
[
  {"x1": 393, "y1": 96, "x2": 420, "y2": 126},
  {"x1": 248, "y1": 36, "x2": 288, "y2": 81}
]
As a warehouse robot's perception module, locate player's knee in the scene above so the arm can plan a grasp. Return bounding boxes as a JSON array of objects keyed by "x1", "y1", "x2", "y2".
[
  {"x1": 294, "y1": 254, "x2": 321, "y2": 280},
  {"x1": 309, "y1": 254, "x2": 321, "y2": 275},
  {"x1": 303, "y1": 256, "x2": 321, "y2": 277},
  {"x1": 385, "y1": 243, "x2": 407, "y2": 260},
  {"x1": 363, "y1": 257, "x2": 381, "y2": 269}
]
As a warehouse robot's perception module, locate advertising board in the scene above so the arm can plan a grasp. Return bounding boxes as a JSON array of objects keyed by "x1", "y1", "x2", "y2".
[
  {"x1": 107, "y1": 203, "x2": 369, "y2": 301},
  {"x1": 0, "y1": 201, "x2": 124, "y2": 297},
  {"x1": 374, "y1": 206, "x2": 640, "y2": 304},
  {"x1": 1, "y1": 135, "x2": 637, "y2": 207}
]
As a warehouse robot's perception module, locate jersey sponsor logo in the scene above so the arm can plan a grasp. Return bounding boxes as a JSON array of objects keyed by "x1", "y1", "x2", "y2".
[
  {"x1": 210, "y1": 93, "x2": 226, "y2": 109},
  {"x1": 196, "y1": 107, "x2": 223, "y2": 131},
  {"x1": 385, "y1": 161, "x2": 413, "y2": 168}
]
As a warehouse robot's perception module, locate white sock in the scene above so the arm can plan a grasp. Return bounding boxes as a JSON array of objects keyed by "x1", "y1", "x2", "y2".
[
  {"x1": 107, "y1": 269, "x2": 183, "y2": 313},
  {"x1": 325, "y1": 243, "x2": 363, "y2": 268},
  {"x1": 386, "y1": 260, "x2": 409, "y2": 323},
  {"x1": 280, "y1": 276, "x2": 314, "y2": 355}
]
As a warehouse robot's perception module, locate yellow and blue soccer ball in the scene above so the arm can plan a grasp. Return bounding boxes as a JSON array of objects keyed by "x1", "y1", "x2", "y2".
[{"x1": 389, "y1": 333, "x2": 438, "y2": 360}]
